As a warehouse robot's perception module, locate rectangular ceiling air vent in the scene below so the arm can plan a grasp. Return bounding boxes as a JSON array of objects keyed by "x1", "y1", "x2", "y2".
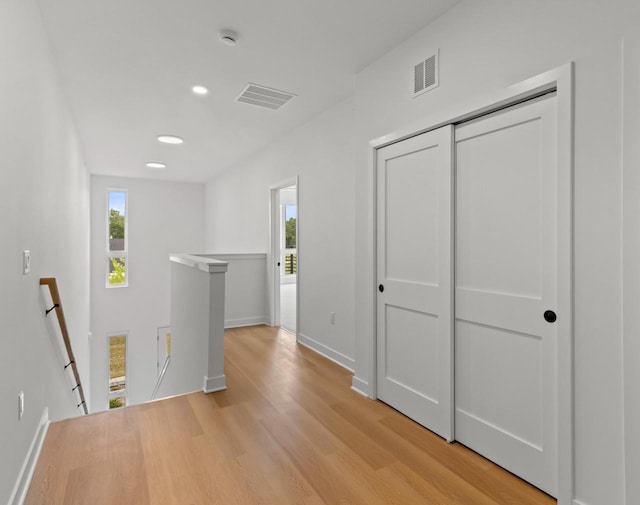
[
  {"x1": 235, "y1": 83, "x2": 296, "y2": 110},
  {"x1": 413, "y1": 51, "x2": 439, "y2": 98}
]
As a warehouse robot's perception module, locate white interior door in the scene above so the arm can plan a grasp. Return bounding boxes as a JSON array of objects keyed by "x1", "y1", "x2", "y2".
[
  {"x1": 454, "y1": 94, "x2": 558, "y2": 496},
  {"x1": 376, "y1": 125, "x2": 453, "y2": 441}
]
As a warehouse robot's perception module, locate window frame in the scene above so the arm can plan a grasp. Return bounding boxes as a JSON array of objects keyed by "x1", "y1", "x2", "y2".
[{"x1": 106, "y1": 188, "x2": 128, "y2": 288}]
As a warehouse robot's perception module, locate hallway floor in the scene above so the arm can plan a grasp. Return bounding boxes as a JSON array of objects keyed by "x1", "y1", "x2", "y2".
[{"x1": 25, "y1": 325, "x2": 554, "y2": 505}]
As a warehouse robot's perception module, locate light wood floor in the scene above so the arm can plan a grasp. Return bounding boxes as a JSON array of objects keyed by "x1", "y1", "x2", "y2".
[{"x1": 26, "y1": 325, "x2": 555, "y2": 505}]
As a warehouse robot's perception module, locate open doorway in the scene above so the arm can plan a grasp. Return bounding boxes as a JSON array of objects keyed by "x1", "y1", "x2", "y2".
[{"x1": 270, "y1": 179, "x2": 298, "y2": 335}]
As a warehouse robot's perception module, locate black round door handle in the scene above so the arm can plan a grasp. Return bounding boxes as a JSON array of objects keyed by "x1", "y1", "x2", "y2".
[
  {"x1": 379, "y1": 284, "x2": 384, "y2": 292},
  {"x1": 544, "y1": 310, "x2": 557, "y2": 323}
]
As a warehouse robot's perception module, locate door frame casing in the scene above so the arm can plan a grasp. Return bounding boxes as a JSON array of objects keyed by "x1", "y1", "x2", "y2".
[
  {"x1": 362, "y1": 63, "x2": 574, "y2": 505},
  {"x1": 268, "y1": 177, "x2": 300, "y2": 335}
]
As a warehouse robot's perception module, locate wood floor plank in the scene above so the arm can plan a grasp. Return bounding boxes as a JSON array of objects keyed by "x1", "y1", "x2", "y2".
[
  {"x1": 260, "y1": 413, "x2": 363, "y2": 504},
  {"x1": 279, "y1": 404, "x2": 347, "y2": 456},
  {"x1": 378, "y1": 412, "x2": 555, "y2": 504},
  {"x1": 328, "y1": 450, "x2": 448, "y2": 505},
  {"x1": 290, "y1": 382, "x2": 397, "y2": 470},
  {"x1": 332, "y1": 400, "x2": 554, "y2": 505},
  {"x1": 235, "y1": 436, "x2": 318, "y2": 505},
  {"x1": 62, "y1": 457, "x2": 150, "y2": 505},
  {"x1": 378, "y1": 461, "x2": 491, "y2": 505},
  {"x1": 26, "y1": 325, "x2": 555, "y2": 504}
]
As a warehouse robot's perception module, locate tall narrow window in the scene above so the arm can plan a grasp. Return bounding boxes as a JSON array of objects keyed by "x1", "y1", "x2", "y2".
[
  {"x1": 107, "y1": 189, "x2": 127, "y2": 287},
  {"x1": 282, "y1": 204, "x2": 297, "y2": 276},
  {"x1": 108, "y1": 333, "x2": 128, "y2": 409}
]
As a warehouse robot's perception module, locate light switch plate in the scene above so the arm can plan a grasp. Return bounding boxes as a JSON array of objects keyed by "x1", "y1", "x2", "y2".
[
  {"x1": 23, "y1": 250, "x2": 30, "y2": 275},
  {"x1": 18, "y1": 391, "x2": 24, "y2": 419}
]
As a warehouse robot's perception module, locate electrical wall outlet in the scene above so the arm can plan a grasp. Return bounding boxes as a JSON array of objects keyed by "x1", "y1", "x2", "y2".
[
  {"x1": 330, "y1": 312, "x2": 335, "y2": 325},
  {"x1": 23, "y1": 250, "x2": 30, "y2": 275},
  {"x1": 18, "y1": 391, "x2": 24, "y2": 420}
]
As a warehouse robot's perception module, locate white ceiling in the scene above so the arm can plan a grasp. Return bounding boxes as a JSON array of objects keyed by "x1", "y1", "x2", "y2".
[{"x1": 38, "y1": 0, "x2": 459, "y2": 183}]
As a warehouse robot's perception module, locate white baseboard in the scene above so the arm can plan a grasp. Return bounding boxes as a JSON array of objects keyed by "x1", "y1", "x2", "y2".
[
  {"x1": 297, "y1": 333, "x2": 355, "y2": 372},
  {"x1": 225, "y1": 316, "x2": 267, "y2": 329},
  {"x1": 203, "y1": 374, "x2": 227, "y2": 394},
  {"x1": 573, "y1": 500, "x2": 589, "y2": 505},
  {"x1": 351, "y1": 376, "x2": 370, "y2": 398},
  {"x1": 9, "y1": 407, "x2": 50, "y2": 505}
]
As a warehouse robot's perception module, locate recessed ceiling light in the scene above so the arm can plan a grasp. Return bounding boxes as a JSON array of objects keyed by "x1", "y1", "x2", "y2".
[
  {"x1": 219, "y1": 29, "x2": 238, "y2": 46},
  {"x1": 192, "y1": 85, "x2": 208, "y2": 95},
  {"x1": 157, "y1": 135, "x2": 184, "y2": 144},
  {"x1": 146, "y1": 162, "x2": 166, "y2": 169}
]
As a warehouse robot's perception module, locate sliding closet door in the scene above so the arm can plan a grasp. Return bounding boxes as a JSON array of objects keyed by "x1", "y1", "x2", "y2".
[
  {"x1": 376, "y1": 125, "x2": 453, "y2": 441},
  {"x1": 454, "y1": 94, "x2": 559, "y2": 496}
]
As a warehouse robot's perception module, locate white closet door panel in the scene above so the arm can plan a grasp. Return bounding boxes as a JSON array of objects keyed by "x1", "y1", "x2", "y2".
[
  {"x1": 383, "y1": 279, "x2": 439, "y2": 314},
  {"x1": 377, "y1": 125, "x2": 453, "y2": 441},
  {"x1": 454, "y1": 95, "x2": 558, "y2": 496},
  {"x1": 456, "y1": 289, "x2": 550, "y2": 338},
  {"x1": 455, "y1": 320, "x2": 543, "y2": 448},
  {"x1": 455, "y1": 409, "x2": 550, "y2": 494},
  {"x1": 456, "y1": 115, "x2": 543, "y2": 298},
  {"x1": 384, "y1": 143, "x2": 439, "y2": 285},
  {"x1": 385, "y1": 305, "x2": 439, "y2": 401}
]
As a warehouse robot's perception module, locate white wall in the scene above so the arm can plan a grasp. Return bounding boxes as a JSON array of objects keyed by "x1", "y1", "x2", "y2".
[
  {"x1": 210, "y1": 254, "x2": 268, "y2": 328},
  {"x1": 0, "y1": 0, "x2": 91, "y2": 502},
  {"x1": 622, "y1": 33, "x2": 640, "y2": 505},
  {"x1": 352, "y1": 1, "x2": 638, "y2": 504},
  {"x1": 90, "y1": 176, "x2": 204, "y2": 410},
  {"x1": 157, "y1": 260, "x2": 226, "y2": 399},
  {"x1": 205, "y1": 97, "x2": 356, "y2": 369}
]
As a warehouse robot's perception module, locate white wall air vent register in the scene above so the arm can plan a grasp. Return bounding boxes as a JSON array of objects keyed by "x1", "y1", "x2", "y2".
[
  {"x1": 413, "y1": 51, "x2": 439, "y2": 97},
  {"x1": 236, "y1": 83, "x2": 296, "y2": 110}
]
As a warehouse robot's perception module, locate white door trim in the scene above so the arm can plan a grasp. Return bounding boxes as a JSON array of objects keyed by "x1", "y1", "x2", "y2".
[
  {"x1": 361, "y1": 62, "x2": 574, "y2": 505},
  {"x1": 268, "y1": 177, "x2": 299, "y2": 336}
]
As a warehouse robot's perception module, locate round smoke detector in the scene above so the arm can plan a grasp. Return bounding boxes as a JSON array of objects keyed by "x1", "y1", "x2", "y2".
[{"x1": 219, "y1": 30, "x2": 238, "y2": 46}]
